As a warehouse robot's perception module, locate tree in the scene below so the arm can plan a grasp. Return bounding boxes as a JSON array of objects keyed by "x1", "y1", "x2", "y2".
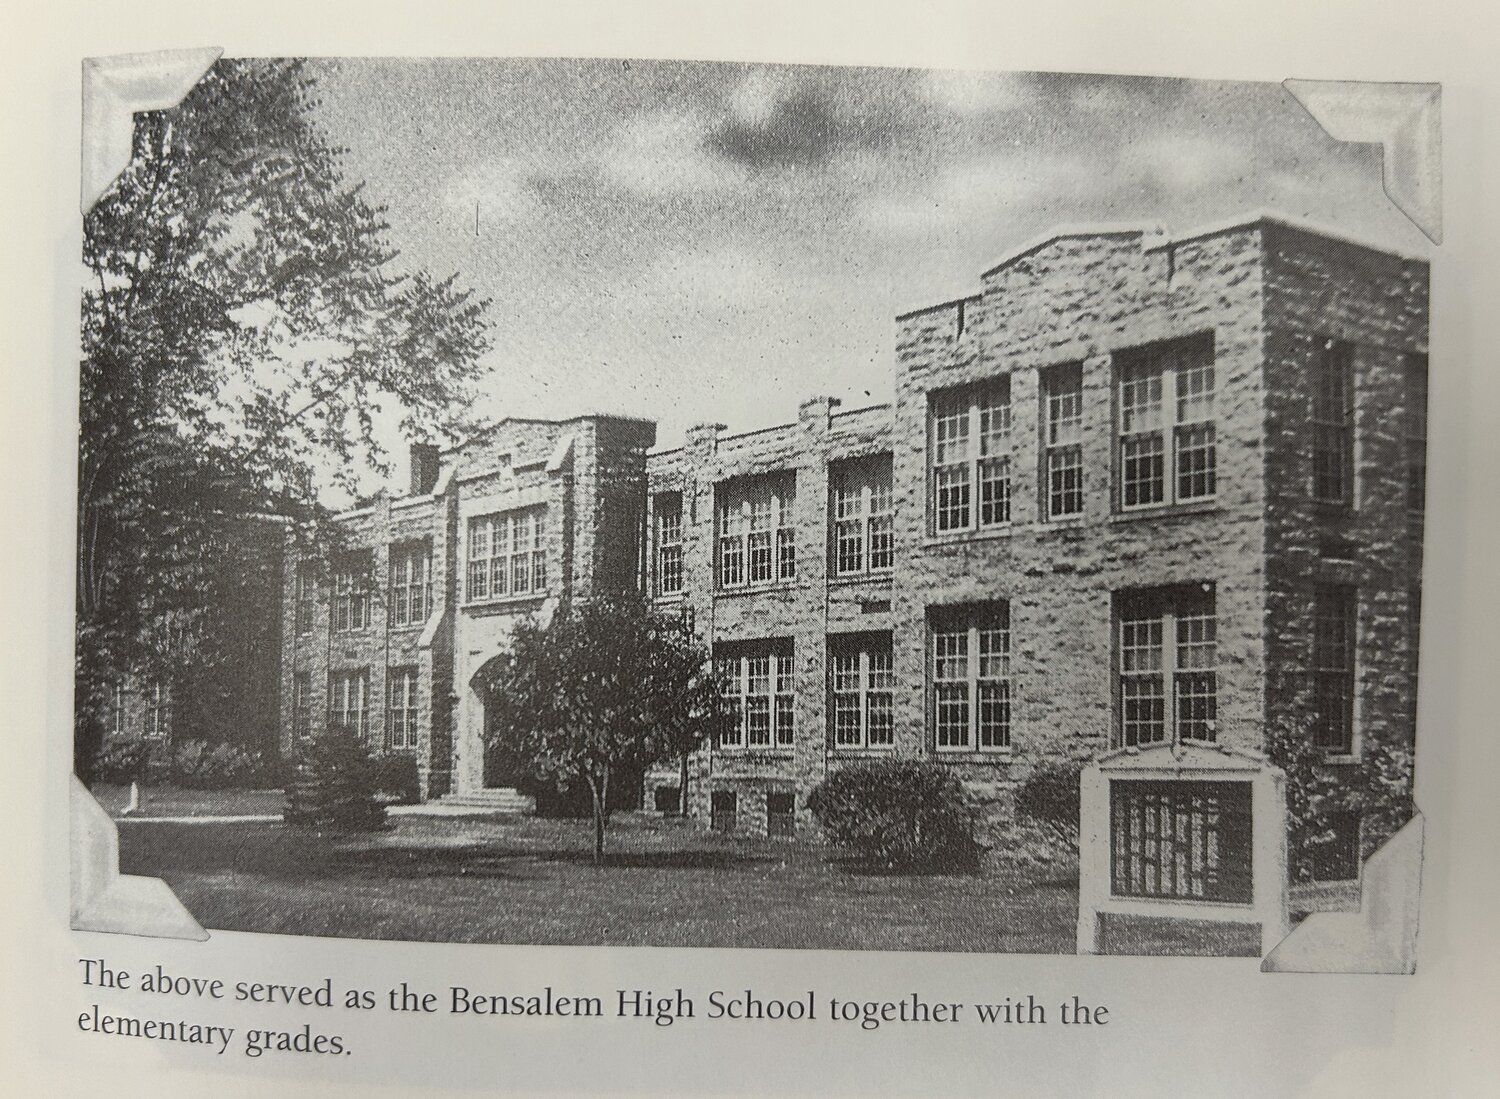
[
  {"x1": 479, "y1": 596, "x2": 729, "y2": 861},
  {"x1": 77, "y1": 59, "x2": 492, "y2": 783}
]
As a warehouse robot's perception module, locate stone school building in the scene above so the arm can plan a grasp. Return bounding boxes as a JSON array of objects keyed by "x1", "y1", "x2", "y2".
[{"x1": 277, "y1": 213, "x2": 1428, "y2": 866}]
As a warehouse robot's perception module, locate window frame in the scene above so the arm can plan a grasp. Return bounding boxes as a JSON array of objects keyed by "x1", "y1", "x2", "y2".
[
  {"x1": 328, "y1": 668, "x2": 371, "y2": 742},
  {"x1": 829, "y1": 633, "x2": 895, "y2": 750},
  {"x1": 928, "y1": 604, "x2": 1012, "y2": 753},
  {"x1": 1042, "y1": 363, "x2": 1085, "y2": 520},
  {"x1": 388, "y1": 541, "x2": 432, "y2": 629},
  {"x1": 1114, "y1": 584, "x2": 1219, "y2": 749},
  {"x1": 715, "y1": 641, "x2": 795, "y2": 751},
  {"x1": 1115, "y1": 335, "x2": 1218, "y2": 513},
  {"x1": 331, "y1": 552, "x2": 373, "y2": 634},
  {"x1": 928, "y1": 380, "x2": 1012, "y2": 536},
  {"x1": 294, "y1": 564, "x2": 316, "y2": 636},
  {"x1": 387, "y1": 666, "x2": 420, "y2": 751},
  {"x1": 652, "y1": 492, "x2": 684, "y2": 597},
  {"x1": 1311, "y1": 337, "x2": 1355, "y2": 507},
  {"x1": 465, "y1": 506, "x2": 548, "y2": 603},
  {"x1": 1405, "y1": 352, "x2": 1428, "y2": 514},
  {"x1": 1311, "y1": 585, "x2": 1358, "y2": 757},
  {"x1": 107, "y1": 682, "x2": 126, "y2": 736},
  {"x1": 715, "y1": 475, "x2": 796, "y2": 590},
  {"x1": 142, "y1": 680, "x2": 170, "y2": 740},
  {"x1": 830, "y1": 455, "x2": 895, "y2": 578}
]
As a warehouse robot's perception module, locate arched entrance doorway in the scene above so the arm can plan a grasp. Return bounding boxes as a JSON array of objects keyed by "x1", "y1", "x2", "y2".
[{"x1": 465, "y1": 655, "x2": 643, "y2": 814}]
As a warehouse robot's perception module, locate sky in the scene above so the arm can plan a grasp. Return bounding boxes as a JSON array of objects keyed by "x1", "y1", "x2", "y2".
[{"x1": 307, "y1": 58, "x2": 1430, "y2": 491}]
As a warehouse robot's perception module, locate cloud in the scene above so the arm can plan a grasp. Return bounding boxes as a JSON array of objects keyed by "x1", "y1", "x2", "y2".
[
  {"x1": 864, "y1": 152, "x2": 1092, "y2": 237},
  {"x1": 597, "y1": 109, "x2": 743, "y2": 196},
  {"x1": 1118, "y1": 133, "x2": 1255, "y2": 193},
  {"x1": 440, "y1": 158, "x2": 540, "y2": 222},
  {"x1": 921, "y1": 69, "x2": 1032, "y2": 116},
  {"x1": 704, "y1": 70, "x2": 910, "y2": 171},
  {"x1": 647, "y1": 244, "x2": 786, "y2": 305}
]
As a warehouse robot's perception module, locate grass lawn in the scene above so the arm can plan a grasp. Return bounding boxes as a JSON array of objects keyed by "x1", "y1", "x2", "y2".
[
  {"x1": 117, "y1": 811, "x2": 1080, "y2": 953},
  {"x1": 93, "y1": 784, "x2": 285, "y2": 818}
]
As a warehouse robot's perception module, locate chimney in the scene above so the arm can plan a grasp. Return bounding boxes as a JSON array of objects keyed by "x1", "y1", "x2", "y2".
[{"x1": 409, "y1": 442, "x2": 441, "y2": 496}]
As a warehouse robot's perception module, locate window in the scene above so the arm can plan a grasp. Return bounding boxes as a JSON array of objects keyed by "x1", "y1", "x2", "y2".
[
  {"x1": 716, "y1": 642, "x2": 794, "y2": 749},
  {"x1": 1406, "y1": 353, "x2": 1428, "y2": 513},
  {"x1": 1312, "y1": 338, "x2": 1354, "y2": 505},
  {"x1": 653, "y1": 493, "x2": 684, "y2": 596},
  {"x1": 831, "y1": 457, "x2": 894, "y2": 576},
  {"x1": 388, "y1": 542, "x2": 432, "y2": 628},
  {"x1": 329, "y1": 669, "x2": 370, "y2": 741},
  {"x1": 930, "y1": 381, "x2": 1011, "y2": 533},
  {"x1": 294, "y1": 564, "x2": 316, "y2": 636},
  {"x1": 1117, "y1": 335, "x2": 1216, "y2": 510},
  {"x1": 767, "y1": 791, "x2": 796, "y2": 838},
  {"x1": 654, "y1": 785, "x2": 681, "y2": 814},
  {"x1": 332, "y1": 553, "x2": 373, "y2": 633},
  {"x1": 717, "y1": 476, "x2": 795, "y2": 588},
  {"x1": 1116, "y1": 586, "x2": 1217, "y2": 748},
  {"x1": 107, "y1": 683, "x2": 126, "y2": 736},
  {"x1": 142, "y1": 680, "x2": 170, "y2": 740},
  {"x1": 1312, "y1": 586, "x2": 1357, "y2": 754},
  {"x1": 292, "y1": 673, "x2": 312, "y2": 741},
  {"x1": 466, "y1": 507, "x2": 547, "y2": 601},
  {"x1": 711, "y1": 790, "x2": 738, "y2": 833},
  {"x1": 387, "y1": 667, "x2": 419, "y2": 750},
  {"x1": 1043, "y1": 364, "x2": 1084, "y2": 518},
  {"x1": 929, "y1": 604, "x2": 1011, "y2": 751},
  {"x1": 830, "y1": 634, "x2": 895, "y2": 749}
]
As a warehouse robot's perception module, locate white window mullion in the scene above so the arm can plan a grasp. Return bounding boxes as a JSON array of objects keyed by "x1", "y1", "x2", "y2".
[
  {"x1": 972, "y1": 626, "x2": 984, "y2": 746},
  {"x1": 1163, "y1": 605, "x2": 1179, "y2": 748}
]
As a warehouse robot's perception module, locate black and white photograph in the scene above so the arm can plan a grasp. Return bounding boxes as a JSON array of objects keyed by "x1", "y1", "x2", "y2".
[{"x1": 71, "y1": 56, "x2": 1435, "y2": 966}]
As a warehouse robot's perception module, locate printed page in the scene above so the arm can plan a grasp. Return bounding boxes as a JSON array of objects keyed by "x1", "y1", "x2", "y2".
[{"x1": 3, "y1": 2, "x2": 1498, "y2": 1096}]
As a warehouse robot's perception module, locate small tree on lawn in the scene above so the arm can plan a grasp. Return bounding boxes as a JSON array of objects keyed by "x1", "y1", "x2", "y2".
[
  {"x1": 480, "y1": 595, "x2": 729, "y2": 861},
  {"x1": 283, "y1": 724, "x2": 387, "y2": 831}
]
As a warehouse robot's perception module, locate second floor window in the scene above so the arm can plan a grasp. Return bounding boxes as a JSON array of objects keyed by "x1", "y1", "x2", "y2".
[
  {"x1": 653, "y1": 493, "x2": 684, "y2": 596},
  {"x1": 1312, "y1": 338, "x2": 1354, "y2": 505},
  {"x1": 332, "y1": 553, "x2": 373, "y2": 632},
  {"x1": 466, "y1": 507, "x2": 547, "y2": 601},
  {"x1": 387, "y1": 667, "x2": 419, "y2": 751},
  {"x1": 831, "y1": 456, "x2": 894, "y2": 577},
  {"x1": 1116, "y1": 585, "x2": 1217, "y2": 748},
  {"x1": 717, "y1": 475, "x2": 795, "y2": 588},
  {"x1": 108, "y1": 683, "x2": 126, "y2": 736},
  {"x1": 717, "y1": 642, "x2": 794, "y2": 749},
  {"x1": 294, "y1": 564, "x2": 316, "y2": 636},
  {"x1": 1117, "y1": 335, "x2": 1217, "y2": 510},
  {"x1": 1405, "y1": 352, "x2": 1428, "y2": 513},
  {"x1": 329, "y1": 669, "x2": 370, "y2": 741},
  {"x1": 389, "y1": 542, "x2": 432, "y2": 628},
  {"x1": 930, "y1": 381, "x2": 1011, "y2": 534},
  {"x1": 142, "y1": 680, "x2": 170, "y2": 740},
  {"x1": 1043, "y1": 364, "x2": 1084, "y2": 518}
]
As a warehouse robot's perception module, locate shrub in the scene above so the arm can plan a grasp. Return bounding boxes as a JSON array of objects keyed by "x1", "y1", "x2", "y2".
[
  {"x1": 91, "y1": 736, "x2": 278, "y2": 789},
  {"x1": 92, "y1": 736, "x2": 157, "y2": 786},
  {"x1": 367, "y1": 753, "x2": 420, "y2": 806},
  {"x1": 807, "y1": 759, "x2": 981, "y2": 872},
  {"x1": 171, "y1": 740, "x2": 275, "y2": 789},
  {"x1": 1014, "y1": 761, "x2": 1084, "y2": 853},
  {"x1": 283, "y1": 726, "x2": 388, "y2": 830}
]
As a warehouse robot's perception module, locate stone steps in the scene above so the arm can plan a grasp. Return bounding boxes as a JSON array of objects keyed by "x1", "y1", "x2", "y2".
[{"x1": 433, "y1": 788, "x2": 536, "y2": 813}]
